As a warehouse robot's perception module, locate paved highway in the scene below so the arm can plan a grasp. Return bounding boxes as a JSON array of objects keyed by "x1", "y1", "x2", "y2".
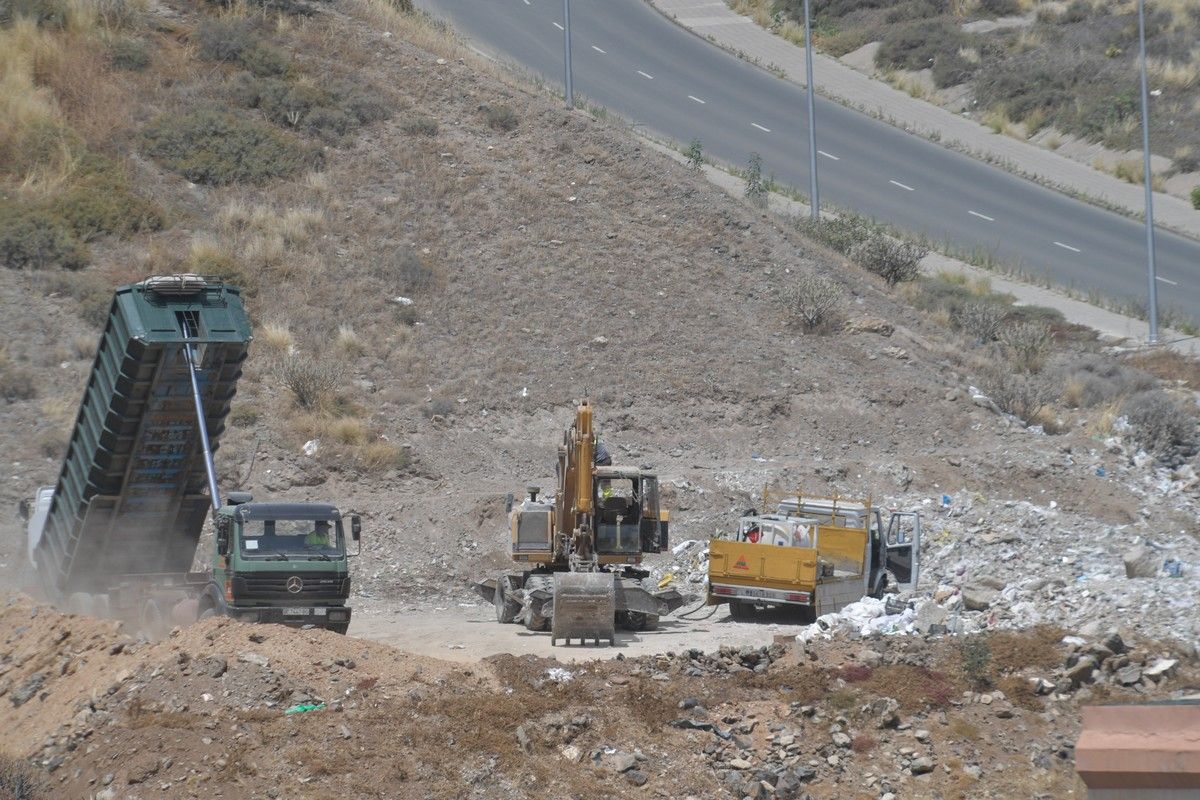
[{"x1": 417, "y1": 0, "x2": 1200, "y2": 316}]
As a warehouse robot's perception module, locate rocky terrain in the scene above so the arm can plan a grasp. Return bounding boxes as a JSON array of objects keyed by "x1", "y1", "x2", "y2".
[{"x1": 1, "y1": 0, "x2": 1199, "y2": 795}]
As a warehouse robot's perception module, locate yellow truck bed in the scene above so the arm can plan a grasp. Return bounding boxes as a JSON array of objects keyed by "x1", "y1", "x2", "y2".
[{"x1": 708, "y1": 524, "x2": 871, "y2": 615}]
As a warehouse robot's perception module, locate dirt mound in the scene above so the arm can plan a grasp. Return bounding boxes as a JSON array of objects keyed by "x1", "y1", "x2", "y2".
[{"x1": 3, "y1": 594, "x2": 1196, "y2": 799}]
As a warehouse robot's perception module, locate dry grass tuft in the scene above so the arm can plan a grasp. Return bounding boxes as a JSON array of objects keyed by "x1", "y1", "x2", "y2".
[
  {"x1": 258, "y1": 322, "x2": 295, "y2": 356},
  {"x1": 336, "y1": 325, "x2": 366, "y2": 356}
]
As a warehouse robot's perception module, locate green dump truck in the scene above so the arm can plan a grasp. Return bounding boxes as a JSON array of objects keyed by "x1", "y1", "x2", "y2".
[{"x1": 20, "y1": 275, "x2": 359, "y2": 635}]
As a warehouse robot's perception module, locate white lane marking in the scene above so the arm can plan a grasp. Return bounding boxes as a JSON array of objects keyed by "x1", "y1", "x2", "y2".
[
  {"x1": 523, "y1": 0, "x2": 529, "y2": 4},
  {"x1": 1053, "y1": 241, "x2": 1081, "y2": 253},
  {"x1": 968, "y1": 210, "x2": 995, "y2": 222},
  {"x1": 751, "y1": 122, "x2": 770, "y2": 132},
  {"x1": 592, "y1": 45, "x2": 606, "y2": 53},
  {"x1": 1156, "y1": 276, "x2": 1179, "y2": 286},
  {"x1": 889, "y1": 179, "x2": 915, "y2": 191},
  {"x1": 817, "y1": 150, "x2": 839, "y2": 161},
  {"x1": 688, "y1": 95, "x2": 707, "y2": 104},
  {"x1": 637, "y1": 70, "x2": 654, "y2": 79},
  {"x1": 553, "y1": 21, "x2": 563, "y2": 30}
]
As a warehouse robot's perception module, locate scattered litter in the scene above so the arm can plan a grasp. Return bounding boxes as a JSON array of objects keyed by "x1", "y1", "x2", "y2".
[
  {"x1": 284, "y1": 702, "x2": 326, "y2": 715},
  {"x1": 545, "y1": 667, "x2": 574, "y2": 683},
  {"x1": 302, "y1": 439, "x2": 320, "y2": 457}
]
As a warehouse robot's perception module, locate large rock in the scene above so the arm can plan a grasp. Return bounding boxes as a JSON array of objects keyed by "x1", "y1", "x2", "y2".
[
  {"x1": 913, "y1": 600, "x2": 948, "y2": 634},
  {"x1": 1123, "y1": 546, "x2": 1159, "y2": 579},
  {"x1": 1066, "y1": 656, "x2": 1098, "y2": 686},
  {"x1": 961, "y1": 584, "x2": 1000, "y2": 611}
]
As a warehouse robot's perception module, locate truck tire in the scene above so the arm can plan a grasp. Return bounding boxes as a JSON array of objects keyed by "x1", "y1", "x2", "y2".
[
  {"x1": 729, "y1": 600, "x2": 755, "y2": 621},
  {"x1": 494, "y1": 579, "x2": 520, "y2": 624},
  {"x1": 198, "y1": 607, "x2": 217, "y2": 621}
]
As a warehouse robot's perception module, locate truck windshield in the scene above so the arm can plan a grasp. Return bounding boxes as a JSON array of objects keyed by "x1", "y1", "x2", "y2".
[{"x1": 240, "y1": 519, "x2": 345, "y2": 559}]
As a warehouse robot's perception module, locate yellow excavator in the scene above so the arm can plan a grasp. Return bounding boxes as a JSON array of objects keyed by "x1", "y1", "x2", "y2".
[{"x1": 475, "y1": 399, "x2": 683, "y2": 645}]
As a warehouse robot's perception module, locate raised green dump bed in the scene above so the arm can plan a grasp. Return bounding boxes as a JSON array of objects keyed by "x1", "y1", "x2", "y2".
[{"x1": 35, "y1": 277, "x2": 252, "y2": 597}]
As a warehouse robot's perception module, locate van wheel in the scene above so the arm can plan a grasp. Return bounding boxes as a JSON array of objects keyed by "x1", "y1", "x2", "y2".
[{"x1": 198, "y1": 607, "x2": 217, "y2": 621}]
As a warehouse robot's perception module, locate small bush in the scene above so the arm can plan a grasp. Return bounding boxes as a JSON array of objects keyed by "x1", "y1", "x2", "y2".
[
  {"x1": 876, "y1": 21, "x2": 970, "y2": 74},
  {"x1": 984, "y1": 368, "x2": 1057, "y2": 424},
  {"x1": 386, "y1": 246, "x2": 435, "y2": 295},
  {"x1": 110, "y1": 36, "x2": 151, "y2": 71},
  {"x1": 0, "y1": 347, "x2": 37, "y2": 402},
  {"x1": 796, "y1": 214, "x2": 874, "y2": 255},
  {"x1": 277, "y1": 354, "x2": 344, "y2": 409},
  {"x1": 744, "y1": 151, "x2": 767, "y2": 208},
  {"x1": 0, "y1": 754, "x2": 45, "y2": 800},
  {"x1": 959, "y1": 637, "x2": 992, "y2": 690},
  {"x1": 850, "y1": 734, "x2": 877, "y2": 753},
  {"x1": 978, "y1": 0, "x2": 1019, "y2": 16},
  {"x1": 229, "y1": 404, "x2": 260, "y2": 428},
  {"x1": 787, "y1": 272, "x2": 843, "y2": 332},
  {"x1": 850, "y1": 235, "x2": 925, "y2": 286},
  {"x1": 196, "y1": 18, "x2": 259, "y2": 65},
  {"x1": 0, "y1": 202, "x2": 87, "y2": 271},
  {"x1": 401, "y1": 115, "x2": 439, "y2": 136},
  {"x1": 485, "y1": 104, "x2": 519, "y2": 132},
  {"x1": 49, "y1": 158, "x2": 165, "y2": 240},
  {"x1": 955, "y1": 301, "x2": 1007, "y2": 343},
  {"x1": 1191, "y1": 186, "x2": 1200, "y2": 210},
  {"x1": 684, "y1": 138, "x2": 703, "y2": 171},
  {"x1": 1062, "y1": 355, "x2": 1156, "y2": 408},
  {"x1": 143, "y1": 111, "x2": 320, "y2": 185},
  {"x1": 1121, "y1": 389, "x2": 1196, "y2": 455},
  {"x1": 999, "y1": 321, "x2": 1052, "y2": 373}
]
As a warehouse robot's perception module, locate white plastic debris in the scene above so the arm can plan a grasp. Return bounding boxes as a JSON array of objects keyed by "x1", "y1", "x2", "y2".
[
  {"x1": 302, "y1": 439, "x2": 320, "y2": 457},
  {"x1": 545, "y1": 668, "x2": 574, "y2": 683},
  {"x1": 392, "y1": 296, "x2": 414, "y2": 306}
]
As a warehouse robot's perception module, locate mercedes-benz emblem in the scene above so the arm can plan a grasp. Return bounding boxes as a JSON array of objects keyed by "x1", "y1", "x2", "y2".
[{"x1": 286, "y1": 576, "x2": 304, "y2": 594}]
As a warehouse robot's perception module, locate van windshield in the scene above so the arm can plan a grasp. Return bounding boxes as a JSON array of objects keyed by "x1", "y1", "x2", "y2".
[{"x1": 240, "y1": 519, "x2": 345, "y2": 560}]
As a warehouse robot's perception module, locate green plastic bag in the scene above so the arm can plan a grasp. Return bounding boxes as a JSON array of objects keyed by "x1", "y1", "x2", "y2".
[{"x1": 284, "y1": 702, "x2": 326, "y2": 715}]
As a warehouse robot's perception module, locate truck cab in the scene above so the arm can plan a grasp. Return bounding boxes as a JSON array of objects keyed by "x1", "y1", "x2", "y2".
[{"x1": 205, "y1": 495, "x2": 360, "y2": 634}]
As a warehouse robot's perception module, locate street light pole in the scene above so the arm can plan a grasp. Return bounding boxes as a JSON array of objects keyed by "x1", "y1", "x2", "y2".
[
  {"x1": 563, "y1": 0, "x2": 574, "y2": 110},
  {"x1": 803, "y1": 0, "x2": 819, "y2": 219},
  {"x1": 1137, "y1": 0, "x2": 1159, "y2": 344}
]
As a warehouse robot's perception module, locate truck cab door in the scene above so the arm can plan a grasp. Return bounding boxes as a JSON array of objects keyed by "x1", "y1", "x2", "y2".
[{"x1": 883, "y1": 512, "x2": 921, "y2": 591}]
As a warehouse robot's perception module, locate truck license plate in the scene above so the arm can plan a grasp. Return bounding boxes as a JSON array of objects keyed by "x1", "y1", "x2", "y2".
[
  {"x1": 283, "y1": 607, "x2": 309, "y2": 616},
  {"x1": 741, "y1": 589, "x2": 768, "y2": 599}
]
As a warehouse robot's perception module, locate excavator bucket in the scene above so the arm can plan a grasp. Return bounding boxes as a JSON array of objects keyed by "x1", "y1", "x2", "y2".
[{"x1": 551, "y1": 572, "x2": 615, "y2": 646}]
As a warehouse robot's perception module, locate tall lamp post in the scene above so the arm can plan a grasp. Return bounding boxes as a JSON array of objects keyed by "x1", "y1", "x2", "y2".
[
  {"x1": 563, "y1": 0, "x2": 574, "y2": 110},
  {"x1": 803, "y1": 0, "x2": 819, "y2": 219},
  {"x1": 1136, "y1": 0, "x2": 1159, "y2": 344}
]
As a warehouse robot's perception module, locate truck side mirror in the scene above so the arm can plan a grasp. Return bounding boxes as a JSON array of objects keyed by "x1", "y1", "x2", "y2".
[
  {"x1": 351, "y1": 515, "x2": 361, "y2": 541},
  {"x1": 217, "y1": 531, "x2": 228, "y2": 556}
]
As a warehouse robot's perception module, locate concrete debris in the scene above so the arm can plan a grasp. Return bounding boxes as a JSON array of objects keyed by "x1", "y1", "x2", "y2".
[{"x1": 1123, "y1": 545, "x2": 1159, "y2": 578}]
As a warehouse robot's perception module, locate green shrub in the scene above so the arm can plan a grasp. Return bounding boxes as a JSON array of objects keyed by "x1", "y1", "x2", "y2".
[
  {"x1": 196, "y1": 18, "x2": 259, "y2": 65},
  {"x1": 959, "y1": 637, "x2": 992, "y2": 690},
  {"x1": 142, "y1": 110, "x2": 320, "y2": 185},
  {"x1": 0, "y1": 348, "x2": 37, "y2": 402},
  {"x1": 999, "y1": 321, "x2": 1052, "y2": 373},
  {"x1": 876, "y1": 21, "x2": 970, "y2": 73},
  {"x1": 931, "y1": 49, "x2": 977, "y2": 89},
  {"x1": 49, "y1": 157, "x2": 164, "y2": 240},
  {"x1": 684, "y1": 138, "x2": 704, "y2": 171},
  {"x1": 485, "y1": 104, "x2": 519, "y2": 132},
  {"x1": 1173, "y1": 154, "x2": 1200, "y2": 175},
  {"x1": 955, "y1": 300, "x2": 1007, "y2": 342},
  {"x1": 277, "y1": 354, "x2": 344, "y2": 408},
  {"x1": 796, "y1": 213, "x2": 875, "y2": 255},
  {"x1": 0, "y1": 201, "x2": 86, "y2": 271},
  {"x1": 1191, "y1": 186, "x2": 1200, "y2": 210},
  {"x1": 110, "y1": 36, "x2": 151, "y2": 71},
  {"x1": 744, "y1": 152, "x2": 767, "y2": 208},
  {"x1": 338, "y1": 86, "x2": 390, "y2": 125}
]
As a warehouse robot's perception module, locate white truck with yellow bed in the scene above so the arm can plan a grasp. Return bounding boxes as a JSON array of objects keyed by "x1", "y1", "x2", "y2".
[{"x1": 708, "y1": 494, "x2": 920, "y2": 622}]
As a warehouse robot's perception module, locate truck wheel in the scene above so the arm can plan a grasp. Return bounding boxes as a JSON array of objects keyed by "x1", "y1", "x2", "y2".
[
  {"x1": 494, "y1": 579, "x2": 520, "y2": 624},
  {"x1": 198, "y1": 607, "x2": 217, "y2": 621},
  {"x1": 729, "y1": 601, "x2": 754, "y2": 621}
]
